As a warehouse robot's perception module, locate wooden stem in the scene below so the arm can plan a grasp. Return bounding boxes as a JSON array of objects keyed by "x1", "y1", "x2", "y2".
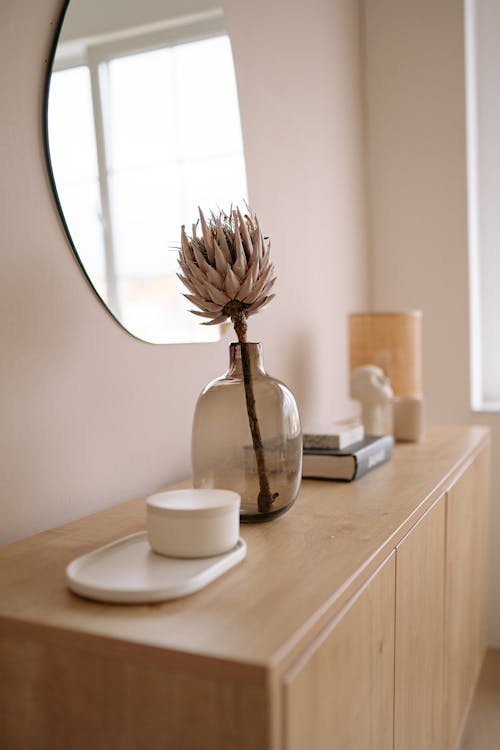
[{"x1": 233, "y1": 312, "x2": 278, "y2": 514}]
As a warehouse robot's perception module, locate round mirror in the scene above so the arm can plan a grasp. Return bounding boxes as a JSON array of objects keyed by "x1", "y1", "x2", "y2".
[{"x1": 45, "y1": 0, "x2": 248, "y2": 344}]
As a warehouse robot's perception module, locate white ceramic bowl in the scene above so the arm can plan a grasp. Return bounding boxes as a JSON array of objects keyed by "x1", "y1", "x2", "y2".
[{"x1": 146, "y1": 488, "x2": 241, "y2": 559}]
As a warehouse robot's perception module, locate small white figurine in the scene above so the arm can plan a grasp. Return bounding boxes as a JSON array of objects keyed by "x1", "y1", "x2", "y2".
[{"x1": 350, "y1": 365, "x2": 394, "y2": 436}]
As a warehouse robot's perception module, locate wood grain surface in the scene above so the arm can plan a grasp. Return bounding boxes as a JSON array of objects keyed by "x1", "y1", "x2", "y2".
[
  {"x1": 0, "y1": 425, "x2": 490, "y2": 750},
  {"x1": 395, "y1": 499, "x2": 446, "y2": 750},
  {"x1": 0, "y1": 425, "x2": 489, "y2": 672},
  {"x1": 445, "y1": 448, "x2": 490, "y2": 750},
  {"x1": 283, "y1": 554, "x2": 395, "y2": 750}
]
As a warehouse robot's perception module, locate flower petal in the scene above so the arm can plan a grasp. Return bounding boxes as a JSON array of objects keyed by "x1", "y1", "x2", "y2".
[
  {"x1": 199, "y1": 208, "x2": 215, "y2": 263},
  {"x1": 242, "y1": 266, "x2": 275, "y2": 303},
  {"x1": 177, "y1": 273, "x2": 198, "y2": 296},
  {"x1": 224, "y1": 266, "x2": 240, "y2": 298},
  {"x1": 205, "y1": 264, "x2": 224, "y2": 290},
  {"x1": 213, "y1": 239, "x2": 228, "y2": 274},
  {"x1": 186, "y1": 261, "x2": 206, "y2": 284},
  {"x1": 216, "y1": 224, "x2": 232, "y2": 262},
  {"x1": 262, "y1": 236, "x2": 271, "y2": 264},
  {"x1": 232, "y1": 217, "x2": 247, "y2": 280},
  {"x1": 190, "y1": 309, "x2": 220, "y2": 319},
  {"x1": 235, "y1": 266, "x2": 256, "y2": 301},
  {"x1": 183, "y1": 294, "x2": 221, "y2": 312},
  {"x1": 181, "y1": 226, "x2": 194, "y2": 261},
  {"x1": 260, "y1": 276, "x2": 277, "y2": 299},
  {"x1": 205, "y1": 281, "x2": 231, "y2": 305},
  {"x1": 193, "y1": 243, "x2": 207, "y2": 269},
  {"x1": 202, "y1": 313, "x2": 228, "y2": 325},
  {"x1": 179, "y1": 272, "x2": 208, "y2": 299},
  {"x1": 246, "y1": 294, "x2": 275, "y2": 315},
  {"x1": 237, "y1": 206, "x2": 253, "y2": 260}
]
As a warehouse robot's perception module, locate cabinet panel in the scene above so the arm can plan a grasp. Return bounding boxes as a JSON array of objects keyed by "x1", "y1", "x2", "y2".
[
  {"x1": 395, "y1": 498, "x2": 446, "y2": 750},
  {"x1": 0, "y1": 628, "x2": 271, "y2": 750},
  {"x1": 445, "y1": 449, "x2": 490, "y2": 750},
  {"x1": 282, "y1": 554, "x2": 395, "y2": 750}
]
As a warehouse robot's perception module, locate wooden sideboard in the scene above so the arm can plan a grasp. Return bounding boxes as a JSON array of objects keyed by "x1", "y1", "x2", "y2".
[{"x1": 0, "y1": 425, "x2": 490, "y2": 750}]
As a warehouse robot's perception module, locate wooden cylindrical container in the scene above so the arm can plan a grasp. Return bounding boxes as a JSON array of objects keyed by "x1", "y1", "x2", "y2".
[{"x1": 349, "y1": 311, "x2": 423, "y2": 397}]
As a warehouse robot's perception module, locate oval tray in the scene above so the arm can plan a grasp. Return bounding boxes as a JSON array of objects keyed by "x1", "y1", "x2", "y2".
[{"x1": 66, "y1": 532, "x2": 246, "y2": 604}]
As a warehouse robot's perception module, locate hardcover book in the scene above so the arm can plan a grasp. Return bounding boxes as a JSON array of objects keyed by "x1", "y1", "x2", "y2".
[
  {"x1": 302, "y1": 434, "x2": 394, "y2": 481},
  {"x1": 303, "y1": 419, "x2": 365, "y2": 451}
]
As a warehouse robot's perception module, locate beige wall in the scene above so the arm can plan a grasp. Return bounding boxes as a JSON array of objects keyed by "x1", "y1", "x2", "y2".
[
  {"x1": 363, "y1": 0, "x2": 500, "y2": 646},
  {"x1": 0, "y1": 0, "x2": 368, "y2": 543}
]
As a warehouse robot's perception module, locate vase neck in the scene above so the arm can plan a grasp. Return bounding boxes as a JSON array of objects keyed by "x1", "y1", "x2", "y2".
[{"x1": 227, "y1": 342, "x2": 266, "y2": 377}]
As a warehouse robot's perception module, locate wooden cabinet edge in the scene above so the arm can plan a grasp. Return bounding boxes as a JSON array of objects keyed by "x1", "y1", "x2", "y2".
[
  {"x1": 269, "y1": 431, "x2": 488, "y2": 678},
  {"x1": 281, "y1": 553, "x2": 396, "y2": 750},
  {"x1": 0, "y1": 621, "x2": 274, "y2": 750},
  {"x1": 444, "y1": 442, "x2": 491, "y2": 750},
  {"x1": 271, "y1": 433, "x2": 490, "y2": 678},
  {"x1": 441, "y1": 429, "x2": 491, "y2": 497},
  {"x1": 281, "y1": 552, "x2": 396, "y2": 686},
  {"x1": 0, "y1": 615, "x2": 269, "y2": 687},
  {"x1": 275, "y1": 438, "x2": 490, "y2": 750},
  {"x1": 394, "y1": 499, "x2": 446, "y2": 750}
]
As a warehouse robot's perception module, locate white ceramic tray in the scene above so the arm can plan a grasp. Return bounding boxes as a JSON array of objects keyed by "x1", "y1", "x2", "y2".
[{"x1": 66, "y1": 532, "x2": 246, "y2": 604}]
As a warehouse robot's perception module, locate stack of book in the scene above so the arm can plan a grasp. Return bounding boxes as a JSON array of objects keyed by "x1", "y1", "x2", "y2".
[{"x1": 302, "y1": 419, "x2": 394, "y2": 481}]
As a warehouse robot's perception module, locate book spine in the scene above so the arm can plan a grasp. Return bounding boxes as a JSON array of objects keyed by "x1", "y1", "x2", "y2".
[{"x1": 353, "y1": 437, "x2": 394, "y2": 479}]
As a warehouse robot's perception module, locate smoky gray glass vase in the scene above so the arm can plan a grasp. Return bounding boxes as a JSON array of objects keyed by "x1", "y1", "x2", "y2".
[{"x1": 191, "y1": 342, "x2": 302, "y2": 522}]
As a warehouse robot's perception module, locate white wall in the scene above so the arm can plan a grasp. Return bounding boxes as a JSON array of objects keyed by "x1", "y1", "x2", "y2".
[
  {"x1": 0, "y1": 0, "x2": 368, "y2": 543},
  {"x1": 362, "y1": 0, "x2": 500, "y2": 646}
]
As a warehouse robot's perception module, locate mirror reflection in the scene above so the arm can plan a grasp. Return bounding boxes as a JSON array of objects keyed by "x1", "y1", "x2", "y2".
[{"x1": 46, "y1": 0, "x2": 248, "y2": 343}]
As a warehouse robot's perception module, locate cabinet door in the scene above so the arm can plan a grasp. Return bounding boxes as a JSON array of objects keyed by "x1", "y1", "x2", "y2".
[
  {"x1": 395, "y1": 498, "x2": 446, "y2": 750},
  {"x1": 445, "y1": 449, "x2": 490, "y2": 750},
  {"x1": 282, "y1": 554, "x2": 395, "y2": 750}
]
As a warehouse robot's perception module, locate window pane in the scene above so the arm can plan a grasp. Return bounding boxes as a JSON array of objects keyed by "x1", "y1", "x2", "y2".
[
  {"x1": 48, "y1": 67, "x2": 106, "y2": 295},
  {"x1": 467, "y1": 0, "x2": 500, "y2": 407},
  {"x1": 175, "y1": 36, "x2": 245, "y2": 159},
  {"x1": 105, "y1": 33, "x2": 247, "y2": 343}
]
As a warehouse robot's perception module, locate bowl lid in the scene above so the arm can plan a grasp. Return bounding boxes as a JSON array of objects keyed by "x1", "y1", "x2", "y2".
[{"x1": 146, "y1": 489, "x2": 240, "y2": 518}]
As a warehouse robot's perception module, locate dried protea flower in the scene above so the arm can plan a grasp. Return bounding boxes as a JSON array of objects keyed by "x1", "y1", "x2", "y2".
[
  {"x1": 178, "y1": 207, "x2": 276, "y2": 340},
  {"x1": 179, "y1": 206, "x2": 278, "y2": 515}
]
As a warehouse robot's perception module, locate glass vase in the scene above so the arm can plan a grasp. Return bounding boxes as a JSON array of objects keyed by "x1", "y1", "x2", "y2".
[{"x1": 192, "y1": 342, "x2": 302, "y2": 521}]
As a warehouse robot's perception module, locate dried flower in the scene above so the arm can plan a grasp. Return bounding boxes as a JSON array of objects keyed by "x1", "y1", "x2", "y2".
[
  {"x1": 177, "y1": 207, "x2": 276, "y2": 334},
  {"x1": 179, "y1": 207, "x2": 278, "y2": 515}
]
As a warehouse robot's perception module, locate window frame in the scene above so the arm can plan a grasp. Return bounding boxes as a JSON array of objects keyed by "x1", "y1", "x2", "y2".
[{"x1": 466, "y1": 0, "x2": 500, "y2": 410}]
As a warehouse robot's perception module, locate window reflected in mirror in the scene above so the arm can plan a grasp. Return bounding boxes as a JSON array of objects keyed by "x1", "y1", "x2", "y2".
[{"x1": 46, "y1": 2, "x2": 247, "y2": 343}]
